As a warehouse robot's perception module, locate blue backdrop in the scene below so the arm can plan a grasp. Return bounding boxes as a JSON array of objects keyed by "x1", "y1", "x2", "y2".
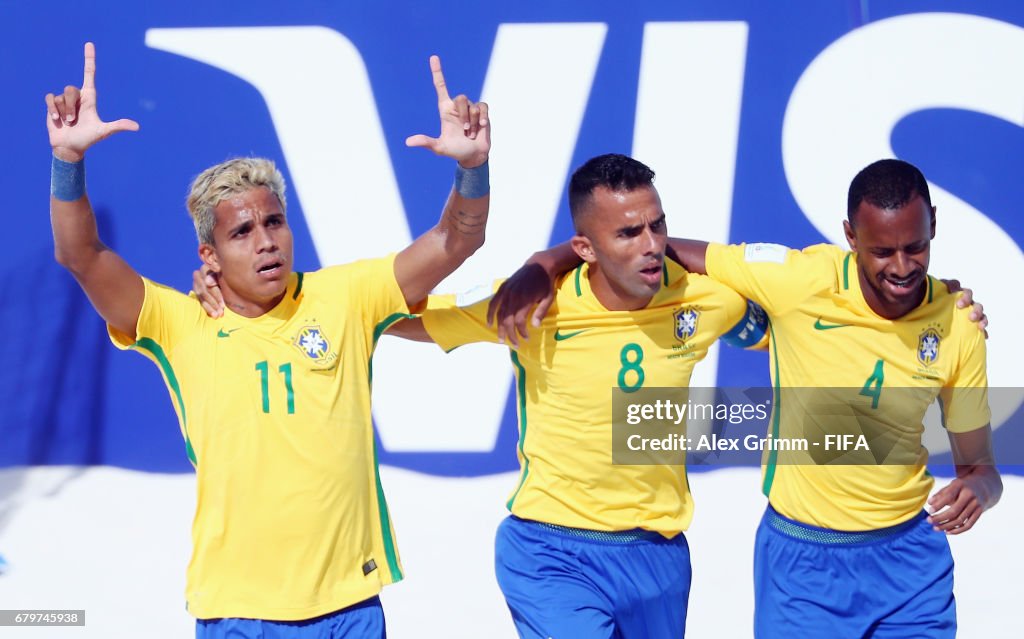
[{"x1": 2, "y1": 0, "x2": 1021, "y2": 475}]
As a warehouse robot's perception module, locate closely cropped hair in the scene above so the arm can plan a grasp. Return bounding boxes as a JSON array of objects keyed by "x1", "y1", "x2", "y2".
[
  {"x1": 568, "y1": 154, "x2": 656, "y2": 229},
  {"x1": 186, "y1": 158, "x2": 287, "y2": 244},
  {"x1": 847, "y1": 159, "x2": 931, "y2": 224}
]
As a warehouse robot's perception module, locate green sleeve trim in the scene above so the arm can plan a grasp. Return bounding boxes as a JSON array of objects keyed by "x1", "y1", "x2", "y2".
[
  {"x1": 842, "y1": 253, "x2": 851, "y2": 290},
  {"x1": 133, "y1": 337, "x2": 197, "y2": 466},
  {"x1": 505, "y1": 351, "x2": 531, "y2": 510},
  {"x1": 761, "y1": 323, "x2": 781, "y2": 497},
  {"x1": 292, "y1": 272, "x2": 304, "y2": 299},
  {"x1": 373, "y1": 312, "x2": 416, "y2": 345},
  {"x1": 366, "y1": 310, "x2": 413, "y2": 582},
  {"x1": 574, "y1": 264, "x2": 584, "y2": 297},
  {"x1": 372, "y1": 438, "x2": 403, "y2": 583},
  {"x1": 369, "y1": 312, "x2": 417, "y2": 384}
]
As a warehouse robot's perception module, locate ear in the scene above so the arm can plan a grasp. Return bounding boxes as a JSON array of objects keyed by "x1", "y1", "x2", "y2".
[
  {"x1": 929, "y1": 205, "x2": 937, "y2": 239},
  {"x1": 571, "y1": 235, "x2": 596, "y2": 264},
  {"x1": 199, "y1": 243, "x2": 221, "y2": 273},
  {"x1": 843, "y1": 219, "x2": 857, "y2": 251}
]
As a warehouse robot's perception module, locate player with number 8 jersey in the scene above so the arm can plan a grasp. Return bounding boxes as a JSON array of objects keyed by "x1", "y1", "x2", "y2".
[
  {"x1": 387, "y1": 154, "x2": 768, "y2": 638},
  {"x1": 419, "y1": 259, "x2": 759, "y2": 535}
]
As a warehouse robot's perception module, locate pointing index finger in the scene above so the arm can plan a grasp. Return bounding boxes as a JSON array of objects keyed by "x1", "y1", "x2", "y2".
[
  {"x1": 83, "y1": 42, "x2": 96, "y2": 91},
  {"x1": 428, "y1": 55, "x2": 450, "y2": 103}
]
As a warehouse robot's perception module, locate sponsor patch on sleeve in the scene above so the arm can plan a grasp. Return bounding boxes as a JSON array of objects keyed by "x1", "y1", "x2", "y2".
[{"x1": 743, "y1": 243, "x2": 789, "y2": 264}]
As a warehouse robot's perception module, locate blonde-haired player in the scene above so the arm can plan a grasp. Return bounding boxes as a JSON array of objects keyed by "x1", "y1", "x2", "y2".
[{"x1": 47, "y1": 42, "x2": 491, "y2": 638}]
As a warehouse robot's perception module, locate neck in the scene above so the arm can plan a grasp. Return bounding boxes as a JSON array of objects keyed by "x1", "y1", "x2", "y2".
[
  {"x1": 222, "y1": 287, "x2": 288, "y2": 318},
  {"x1": 587, "y1": 265, "x2": 654, "y2": 311}
]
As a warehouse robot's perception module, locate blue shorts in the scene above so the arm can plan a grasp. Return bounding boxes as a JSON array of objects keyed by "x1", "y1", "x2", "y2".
[
  {"x1": 195, "y1": 596, "x2": 385, "y2": 639},
  {"x1": 754, "y1": 506, "x2": 955, "y2": 639},
  {"x1": 495, "y1": 515, "x2": 691, "y2": 639}
]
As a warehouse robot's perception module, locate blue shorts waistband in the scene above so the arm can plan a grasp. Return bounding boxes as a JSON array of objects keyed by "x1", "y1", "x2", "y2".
[
  {"x1": 512, "y1": 516, "x2": 673, "y2": 544},
  {"x1": 762, "y1": 506, "x2": 927, "y2": 546}
]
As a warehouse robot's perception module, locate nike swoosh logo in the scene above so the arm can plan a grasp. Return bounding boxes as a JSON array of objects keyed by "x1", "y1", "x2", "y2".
[
  {"x1": 554, "y1": 329, "x2": 587, "y2": 341},
  {"x1": 814, "y1": 319, "x2": 851, "y2": 330},
  {"x1": 217, "y1": 328, "x2": 241, "y2": 338}
]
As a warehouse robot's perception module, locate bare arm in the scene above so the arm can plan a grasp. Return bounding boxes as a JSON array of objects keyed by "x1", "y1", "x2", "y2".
[
  {"x1": 486, "y1": 237, "x2": 710, "y2": 346},
  {"x1": 393, "y1": 55, "x2": 491, "y2": 307},
  {"x1": 383, "y1": 317, "x2": 434, "y2": 343},
  {"x1": 47, "y1": 43, "x2": 143, "y2": 338},
  {"x1": 665, "y1": 238, "x2": 709, "y2": 274},
  {"x1": 928, "y1": 425, "x2": 1002, "y2": 534}
]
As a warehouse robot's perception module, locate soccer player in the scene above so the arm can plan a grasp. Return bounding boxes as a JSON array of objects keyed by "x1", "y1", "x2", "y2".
[
  {"x1": 492, "y1": 159, "x2": 1000, "y2": 638},
  {"x1": 386, "y1": 154, "x2": 769, "y2": 638},
  {"x1": 46, "y1": 43, "x2": 491, "y2": 637}
]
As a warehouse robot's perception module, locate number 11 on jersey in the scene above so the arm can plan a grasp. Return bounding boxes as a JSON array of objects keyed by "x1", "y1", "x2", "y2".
[{"x1": 256, "y1": 361, "x2": 296, "y2": 414}]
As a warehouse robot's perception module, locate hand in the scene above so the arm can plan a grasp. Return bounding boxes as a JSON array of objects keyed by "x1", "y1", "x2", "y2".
[
  {"x1": 193, "y1": 265, "x2": 225, "y2": 318},
  {"x1": 45, "y1": 42, "x2": 139, "y2": 162},
  {"x1": 941, "y1": 279, "x2": 988, "y2": 338},
  {"x1": 486, "y1": 263, "x2": 556, "y2": 348},
  {"x1": 405, "y1": 55, "x2": 490, "y2": 168},
  {"x1": 927, "y1": 467, "x2": 1001, "y2": 535}
]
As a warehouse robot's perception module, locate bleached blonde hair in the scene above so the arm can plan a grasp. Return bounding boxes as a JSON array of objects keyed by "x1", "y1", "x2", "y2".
[{"x1": 186, "y1": 157, "x2": 287, "y2": 244}]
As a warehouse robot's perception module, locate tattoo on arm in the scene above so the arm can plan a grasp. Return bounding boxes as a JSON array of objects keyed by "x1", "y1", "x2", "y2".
[{"x1": 447, "y1": 209, "x2": 486, "y2": 235}]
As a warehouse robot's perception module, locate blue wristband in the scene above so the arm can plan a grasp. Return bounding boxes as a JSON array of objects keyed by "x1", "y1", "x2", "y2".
[
  {"x1": 454, "y1": 160, "x2": 489, "y2": 199},
  {"x1": 51, "y1": 155, "x2": 86, "y2": 201}
]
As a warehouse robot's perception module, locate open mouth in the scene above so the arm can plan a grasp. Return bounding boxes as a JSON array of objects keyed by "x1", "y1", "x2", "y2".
[
  {"x1": 256, "y1": 260, "x2": 285, "y2": 278},
  {"x1": 881, "y1": 272, "x2": 922, "y2": 295},
  {"x1": 639, "y1": 263, "x2": 663, "y2": 285}
]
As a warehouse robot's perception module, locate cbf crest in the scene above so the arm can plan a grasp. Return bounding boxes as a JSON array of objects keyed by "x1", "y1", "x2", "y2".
[
  {"x1": 674, "y1": 307, "x2": 700, "y2": 342},
  {"x1": 293, "y1": 325, "x2": 331, "y2": 363},
  {"x1": 917, "y1": 327, "x2": 941, "y2": 366}
]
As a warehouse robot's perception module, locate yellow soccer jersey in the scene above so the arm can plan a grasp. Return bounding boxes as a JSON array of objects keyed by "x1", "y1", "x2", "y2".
[
  {"x1": 109, "y1": 256, "x2": 410, "y2": 620},
  {"x1": 706, "y1": 242, "x2": 990, "y2": 531},
  {"x1": 421, "y1": 260, "x2": 755, "y2": 536}
]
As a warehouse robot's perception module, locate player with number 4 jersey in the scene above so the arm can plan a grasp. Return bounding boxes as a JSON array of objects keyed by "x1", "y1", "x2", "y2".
[{"x1": 672, "y1": 159, "x2": 1002, "y2": 638}]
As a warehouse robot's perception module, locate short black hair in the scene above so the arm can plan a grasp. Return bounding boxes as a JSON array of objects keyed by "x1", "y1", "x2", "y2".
[
  {"x1": 568, "y1": 154, "x2": 656, "y2": 230},
  {"x1": 847, "y1": 159, "x2": 932, "y2": 224}
]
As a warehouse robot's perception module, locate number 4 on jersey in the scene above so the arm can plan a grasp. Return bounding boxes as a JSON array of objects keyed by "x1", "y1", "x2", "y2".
[{"x1": 860, "y1": 359, "x2": 885, "y2": 409}]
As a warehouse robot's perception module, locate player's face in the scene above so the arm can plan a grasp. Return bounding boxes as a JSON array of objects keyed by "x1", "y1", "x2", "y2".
[
  {"x1": 201, "y1": 186, "x2": 294, "y2": 317},
  {"x1": 573, "y1": 185, "x2": 668, "y2": 311},
  {"x1": 844, "y1": 193, "x2": 935, "y2": 319}
]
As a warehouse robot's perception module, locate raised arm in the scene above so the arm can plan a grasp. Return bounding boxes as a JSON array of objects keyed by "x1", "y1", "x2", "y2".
[
  {"x1": 394, "y1": 55, "x2": 491, "y2": 307},
  {"x1": 47, "y1": 42, "x2": 143, "y2": 337}
]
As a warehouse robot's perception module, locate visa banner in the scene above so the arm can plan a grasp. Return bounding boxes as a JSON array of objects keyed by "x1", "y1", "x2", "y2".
[{"x1": 2, "y1": 0, "x2": 1022, "y2": 475}]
